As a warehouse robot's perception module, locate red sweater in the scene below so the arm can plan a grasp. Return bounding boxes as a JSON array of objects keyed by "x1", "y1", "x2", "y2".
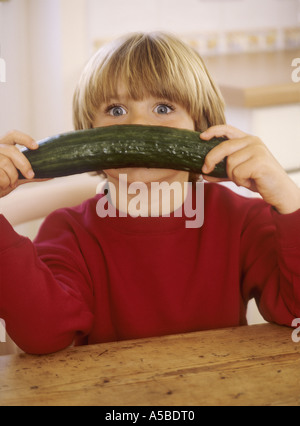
[{"x1": 1, "y1": 183, "x2": 300, "y2": 354}]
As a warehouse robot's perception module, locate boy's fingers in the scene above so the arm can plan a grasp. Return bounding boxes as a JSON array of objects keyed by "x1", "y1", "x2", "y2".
[
  {"x1": 0, "y1": 167, "x2": 11, "y2": 190},
  {"x1": 202, "y1": 138, "x2": 249, "y2": 174},
  {"x1": 0, "y1": 131, "x2": 38, "y2": 197},
  {"x1": 200, "y1": 125, "x2": 249, "y2": 175},
  {"x1": 0, "y1": 145, "x2": 35, "y2": 179},
  {"x1": 0, "y1": 155, "x2": 19, "y2": 187},
  {"x1": 1, "y1": 130, "x2": 38, "y2": 150},
  {"x1": 201, "y1": 125, "x2": 247, "y2": 141}
]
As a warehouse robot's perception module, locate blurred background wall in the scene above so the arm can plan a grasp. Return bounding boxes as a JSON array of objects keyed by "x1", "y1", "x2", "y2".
[{"x1": 0, "y1": 0, "x2": 299, "y2": 140}]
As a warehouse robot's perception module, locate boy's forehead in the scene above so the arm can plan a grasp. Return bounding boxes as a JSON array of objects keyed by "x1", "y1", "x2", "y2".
[
  {"x1": 107, "y1": 84, "x2": 130, "y2": 101},
  {"x1": 104, "y1": 93, "x2": 174, "y2": 105},
  {"x1": 104, "y1": 82, "x2": 166, "y2": 103},
  {"x1": 101, "y1": 74, "x2": 184, "y2": 106}
]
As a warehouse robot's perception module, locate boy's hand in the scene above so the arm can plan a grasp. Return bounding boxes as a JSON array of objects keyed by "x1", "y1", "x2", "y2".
[
  {"x1": 201, "y1": 125, "x2": 300, "y2": 215},
  {"x1": 0, "y1": 131, "x2": 39, "y2": 198}
]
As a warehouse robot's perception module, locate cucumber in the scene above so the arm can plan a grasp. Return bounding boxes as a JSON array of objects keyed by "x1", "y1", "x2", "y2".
[{"x1": 18, "y1": 125, "x2": 227, "y2": 179}]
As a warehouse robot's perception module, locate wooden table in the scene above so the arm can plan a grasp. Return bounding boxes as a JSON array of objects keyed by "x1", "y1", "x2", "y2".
[{"x1": 0, "y1": 324, "x2": 299, "y2": 406}]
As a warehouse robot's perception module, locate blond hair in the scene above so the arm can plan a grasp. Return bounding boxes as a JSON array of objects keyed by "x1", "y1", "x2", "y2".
[{"x1": 73, "y1": 32, "x2": 226, "y2": 180}]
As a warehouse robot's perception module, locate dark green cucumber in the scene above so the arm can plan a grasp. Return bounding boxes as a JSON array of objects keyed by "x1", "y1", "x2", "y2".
[{"x1": 19, "y1": 125, "x2": 227, "y2": 179}]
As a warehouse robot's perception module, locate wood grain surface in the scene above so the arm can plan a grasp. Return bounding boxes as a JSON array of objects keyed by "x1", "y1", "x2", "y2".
[{"x1": 0, "y1": 323, "x2": 299, "y2": 406}]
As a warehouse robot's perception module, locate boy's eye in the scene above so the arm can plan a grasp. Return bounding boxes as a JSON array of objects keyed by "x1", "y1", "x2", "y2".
[
  {"x1": 107, "y1": 105, "x2": 127, "y2": 117},
  {"x1": 154, "y1": 104, "x2": 174, "y2": 115}
]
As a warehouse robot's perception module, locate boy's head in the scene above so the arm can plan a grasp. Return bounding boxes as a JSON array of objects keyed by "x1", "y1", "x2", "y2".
[
  {"x1": 73, "y1": 32, "x2": 226, "y2": 182},
  {"x1": 73, "y1": 32, "x2": 226, "y2": 132}
]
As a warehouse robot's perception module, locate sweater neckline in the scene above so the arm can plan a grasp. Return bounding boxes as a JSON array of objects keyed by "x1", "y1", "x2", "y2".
[{"x1": 104, "y1": 212, "x2": 187, "y2": 234}]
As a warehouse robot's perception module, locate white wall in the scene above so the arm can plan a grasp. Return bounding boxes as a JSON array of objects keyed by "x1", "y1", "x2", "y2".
[
  {"x1": 27, "y1": 0, "x2": 89, "y2": 139},
  {"x1": 0, "y1": 0, "x2": 32, "y2": 135},
  {"x1": 1, "y1": 0, "x2": 299, "y2": 139},
  {"x1": 87, "y1": 0, "x2": 300, "y2": 41},
  {"x1": 0, "y1": 0, "x2": 89, "y2": 140}
]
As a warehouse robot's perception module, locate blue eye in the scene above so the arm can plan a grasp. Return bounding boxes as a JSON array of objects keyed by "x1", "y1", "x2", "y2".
[
  {"x1": 108, "y1": 105, "x2": 127, "y2": 117},
  {"x1": 155, "y1": 104, "x2": 174, "y2": 114}
]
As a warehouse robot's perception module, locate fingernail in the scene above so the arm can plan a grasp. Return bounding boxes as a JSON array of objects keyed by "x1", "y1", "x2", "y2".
[
  {"x1": 202, "y1": 164, "x2": 209, "y2": 174},
  {"x1": 27, "y1": 170, "x2": 35, "y2": 179},
  {"x1": 31, "y1": 141, "x2": 39, "y2": 149}
]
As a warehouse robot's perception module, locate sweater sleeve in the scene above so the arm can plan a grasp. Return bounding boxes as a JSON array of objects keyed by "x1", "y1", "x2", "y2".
[
  {"x1": 0, "y1": 214, "x2": 94, "y2": 354},
  {"x1": 241, "y1": 203, "x2": 300, "y2": 326}
]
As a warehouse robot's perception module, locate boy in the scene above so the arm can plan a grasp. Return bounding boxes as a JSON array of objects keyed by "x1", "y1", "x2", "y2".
[{"x1": 0, "y1": 32, "x2": 300, "y2": 354}]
